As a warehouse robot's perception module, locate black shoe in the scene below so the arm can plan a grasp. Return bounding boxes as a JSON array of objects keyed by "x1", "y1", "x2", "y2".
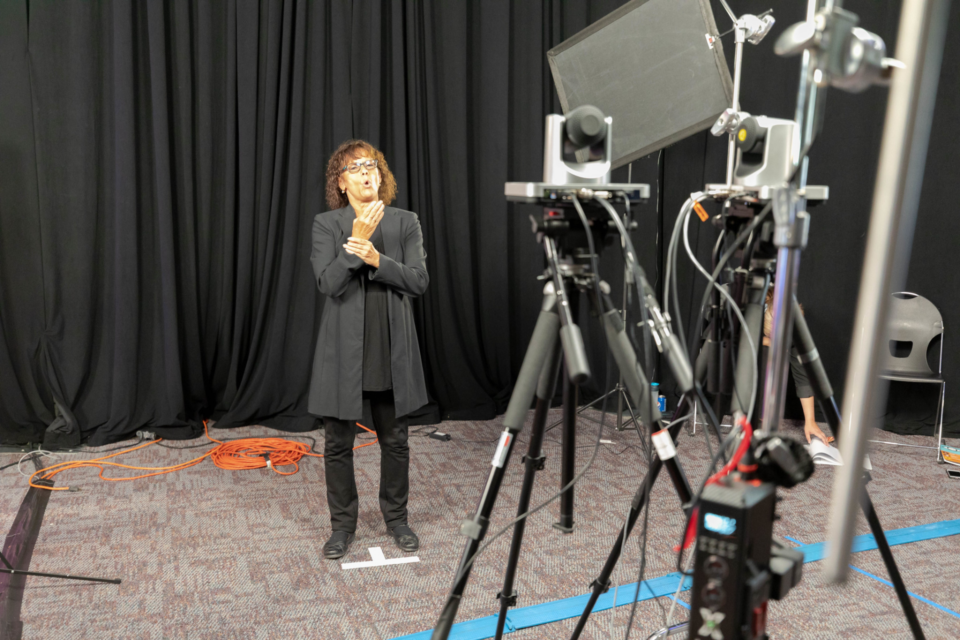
[
  {"x1": 390, "y1": 524, "x2": 420, "y2": 552},
  {"x1": 323, "y1": 531, "x2": 355, "y2": 560}
]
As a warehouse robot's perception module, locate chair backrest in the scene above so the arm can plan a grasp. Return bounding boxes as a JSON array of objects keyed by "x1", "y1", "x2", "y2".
[{"x1": 879, "y1": 292, "x2": 943, "y2": 376}]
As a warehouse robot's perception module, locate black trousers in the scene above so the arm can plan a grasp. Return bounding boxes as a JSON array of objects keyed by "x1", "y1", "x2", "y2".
[
  {"x1": 756, "y1": 345, "x2": 815, "y2": 426},
  {"x1": 323, "y1": 390, "x2": 409, "y2": 533}
]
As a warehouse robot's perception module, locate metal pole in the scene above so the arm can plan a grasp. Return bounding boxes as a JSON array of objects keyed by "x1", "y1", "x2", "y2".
[
  {"x1": 725, "y1": 31, "x2": 744, "y2": 186},
  {"x1": 618, "y1": 206, "x2": 630, "y2": 431},
  {"x1": 825, "y1": 0, "x2": 949, "y2": 584},
  {"x1": 759, "y1": 0, "x2": 824, "y2": 435}
]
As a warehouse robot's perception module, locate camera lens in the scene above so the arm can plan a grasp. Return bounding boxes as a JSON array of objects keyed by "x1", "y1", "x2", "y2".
[{"x1": 564, "y1": 105, "x2": 607, "y2": 149}]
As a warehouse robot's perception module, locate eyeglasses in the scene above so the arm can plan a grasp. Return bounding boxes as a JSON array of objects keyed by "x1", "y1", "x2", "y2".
[{"x1": 341, "y1": 159, "x2": 378, "y2": 174}]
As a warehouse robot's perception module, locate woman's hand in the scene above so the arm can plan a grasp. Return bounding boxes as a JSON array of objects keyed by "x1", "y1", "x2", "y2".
[
  {"x1": 344, "y1": 237, "x2": 380, "y2": 269},
  {"x1": 352, "y1": 200, "x2": 384, "y2": 240}
]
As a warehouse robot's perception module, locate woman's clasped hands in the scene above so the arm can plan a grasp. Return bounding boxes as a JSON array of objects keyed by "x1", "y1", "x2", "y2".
[{"x1": 345, "y1": 199, "x2": 384, "y2": 268}]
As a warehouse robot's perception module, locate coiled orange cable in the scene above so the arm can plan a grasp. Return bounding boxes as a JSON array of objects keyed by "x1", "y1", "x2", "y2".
[{"x1": 28, "y1": 421, "x2": 378, "y2": 491}]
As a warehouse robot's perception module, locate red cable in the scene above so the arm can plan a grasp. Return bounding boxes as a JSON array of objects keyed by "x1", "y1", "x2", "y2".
[{"x1": 679, "y1": 417, "x2": 754, "y2": 551}]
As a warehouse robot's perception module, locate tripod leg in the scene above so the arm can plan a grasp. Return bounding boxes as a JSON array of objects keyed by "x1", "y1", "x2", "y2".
[
  {"x1": 731, "y1": 276, "x2": 768, "y2": 421},
  {"x1": 594, "y1": 294, "x2": 659, "y2": 427},
  {"x1": 432, "y1": 292, "x2": 561, "y2": 640},
  {"x1": 555, "y1": 364, "x2": 578, "y2": 533},
  {"x1": 0, "y1": 561, "x2": 121, "y2": 585},
  {"x1": 859, "y1": 491, "x2": 926, "y2": 639},
  {"x1": 792, "y1": 300, "x2": 925, "y2": 639},
  {"x1": 567, "y1": 287, "x2": 700, "y2": 640},
  {"x1": 556, "y1": 279, "x2": 583, "y2": 533},
  {"x1": 568, "y1": 399, "x2": 695, "y2": 640},
  {"x1": 493, "y1": 341, "x2": 564, "y2": 640}
]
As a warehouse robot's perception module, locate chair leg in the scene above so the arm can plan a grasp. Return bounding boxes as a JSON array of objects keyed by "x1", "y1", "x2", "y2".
[{"x1": 936, "y1": 380, "x2": 946, "y2": 463}]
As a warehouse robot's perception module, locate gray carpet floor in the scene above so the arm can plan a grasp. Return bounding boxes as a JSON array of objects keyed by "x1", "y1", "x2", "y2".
[{"x1": 1, "y1": 408, "x2": 958, "y2": 639}]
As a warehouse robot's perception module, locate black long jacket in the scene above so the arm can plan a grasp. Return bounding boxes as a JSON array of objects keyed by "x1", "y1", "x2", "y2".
[{"x1": 308, "y1": 205, "x2": 429, "y2": 420}]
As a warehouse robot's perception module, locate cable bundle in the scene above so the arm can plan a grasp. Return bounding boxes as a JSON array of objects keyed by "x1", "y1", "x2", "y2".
[
  {"x1": 28, "y1": 421, "x2": 377, "y2": 491},
  {"x1": 209, "y1": 438, "x2": 317, "y2": 475}
]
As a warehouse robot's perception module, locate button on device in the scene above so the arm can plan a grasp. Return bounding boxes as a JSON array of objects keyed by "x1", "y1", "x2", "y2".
[
  {"x1": 702, "y1": 581, "x2": 725, "y2": 607},
  {"x1": 705, "y1": 555, "x2": 728, "y2": 579}
]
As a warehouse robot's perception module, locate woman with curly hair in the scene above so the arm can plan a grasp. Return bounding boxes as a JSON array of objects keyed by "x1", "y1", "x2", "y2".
[{"x1": 309, "y1": 140, "x2": 429, "y2": 560}]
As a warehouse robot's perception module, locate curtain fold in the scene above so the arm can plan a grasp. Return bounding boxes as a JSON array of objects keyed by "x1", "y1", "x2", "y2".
[{"x1": 1, "y1": 0, "x2": 957, "y2": 446}]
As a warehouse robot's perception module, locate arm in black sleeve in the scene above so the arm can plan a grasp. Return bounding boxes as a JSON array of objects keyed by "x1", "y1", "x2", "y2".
[
  {"x1": 369, "y1": 215, "x2": 429, "y2": 297},
  {"x1": 311, "y1": 214, "x2": 364, "y2": 298},
  {"x1": 790, "y1": 348, "x2": 814, "y2": 399}
]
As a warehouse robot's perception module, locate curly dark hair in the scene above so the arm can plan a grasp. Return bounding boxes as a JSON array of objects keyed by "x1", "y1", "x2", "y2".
[{"x1": 325, "y1": 139, "x2": 398, "y2": 210}]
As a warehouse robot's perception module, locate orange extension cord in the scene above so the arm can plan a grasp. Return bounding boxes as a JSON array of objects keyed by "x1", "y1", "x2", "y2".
[{"x1": 28, "y1": 421, "x2": 378, "y2": 491}]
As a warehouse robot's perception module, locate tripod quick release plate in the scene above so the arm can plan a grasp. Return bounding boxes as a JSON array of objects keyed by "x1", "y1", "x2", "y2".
[
  {"x1": 704, "y1": 183, "x2": 829, "y2": 204},
  {"x1": 505, "y1": 182, "x2": 650, "y2": 204}
]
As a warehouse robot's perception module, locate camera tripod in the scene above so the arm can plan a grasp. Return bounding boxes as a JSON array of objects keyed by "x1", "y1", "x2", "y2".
[
  {"x1": 571, "y1": 200, "x2": 924, "y2": 639},
  {"x1": 430, "y1": 195, "x2": 727, "y2": 640},
  {"x1": 730, "y1": 202, "x2": 924, "y2": 638},
  {"x1": 682, "y1": 202, "x2": 925, "y2": 638}
]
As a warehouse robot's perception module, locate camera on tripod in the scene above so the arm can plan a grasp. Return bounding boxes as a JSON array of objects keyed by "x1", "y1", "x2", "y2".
[
  {"x1": 505, "y1": 105, "x2": 649, "y2": 208},
  {"x1": 506, "y1": 105, "x2": 649, "y2": 257},
  {"x1": 707, "y1": 113, "x2": 829, "y2": 204}
]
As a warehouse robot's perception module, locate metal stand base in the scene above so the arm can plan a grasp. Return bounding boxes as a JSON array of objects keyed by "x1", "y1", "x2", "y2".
[
  {"x1": 792, "y1": 302, "x2": 924, "y2": 639},
  {"x1": 0, "y1": 550, "x2": 120, "y2": 585}
]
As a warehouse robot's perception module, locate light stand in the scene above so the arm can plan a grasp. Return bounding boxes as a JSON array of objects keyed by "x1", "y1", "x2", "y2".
[
  {"x1": 824, "y1": 0, "x2": 951, "y2": 589},
  {"x1": 682, "y1": 1, "x2": 931, "y2": 637},
  {"x1": 0, "y1": 550, "x2": 120, "y2": 585}
]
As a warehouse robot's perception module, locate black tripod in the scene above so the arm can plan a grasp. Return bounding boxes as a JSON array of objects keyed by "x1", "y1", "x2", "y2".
[
  {"x1": 730, "y1": 208, "x2": 925, "y2": 638},
  {"x1": 431, "y1": 195, "x2": 727, "y2": 640},
  {"x1": 430, "y1": 223, "x2": 663, "y2": 639},
  {"x1": 573, "y1": 204, "x2": 924, "y2": 639}
]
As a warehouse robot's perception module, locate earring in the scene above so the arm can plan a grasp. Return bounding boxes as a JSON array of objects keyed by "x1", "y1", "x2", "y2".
[{"x1": 341, "y1": 189, "x2": 345, "y2": 193}]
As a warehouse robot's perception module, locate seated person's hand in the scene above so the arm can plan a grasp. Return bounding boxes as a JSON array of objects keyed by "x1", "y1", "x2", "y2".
[{"x1": 804, "y1": 422, "x2": 834, "y2": 445}]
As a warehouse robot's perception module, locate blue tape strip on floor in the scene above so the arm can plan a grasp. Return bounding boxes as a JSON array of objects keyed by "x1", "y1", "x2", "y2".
[
  {"x1": 393, "y1": 573, "x2": 693, "y2": 640},
  {"x1": 784, "y1": 534, "x2": 960, "y2": 620},
  {"x1": 393, "y1": 518, "x2": 960, "y2": 640},
  {"x1": 507, "y1": 572, "x2": 692, "y2": 632},
  {"x1": 791, "y1": 518, "x2": 960, "y2": 563},
  {"x1": 845, "y1": 565, "x2": 960, "y2": 619}
]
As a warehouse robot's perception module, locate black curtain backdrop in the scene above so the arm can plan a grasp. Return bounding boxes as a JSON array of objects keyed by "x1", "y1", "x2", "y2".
[{"x1": 0, "y1": 0, "x2": 957, "y2": 446}]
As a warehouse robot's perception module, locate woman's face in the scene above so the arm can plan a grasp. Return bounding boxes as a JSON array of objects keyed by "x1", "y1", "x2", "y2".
[{"x1": 338, "y1": 154, "x2": 381, "y2": 205}]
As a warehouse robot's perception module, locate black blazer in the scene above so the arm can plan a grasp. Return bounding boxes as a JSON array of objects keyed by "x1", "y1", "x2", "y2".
[{"x1": 308, "y1": 205, "x2": 429, "y2": 420}]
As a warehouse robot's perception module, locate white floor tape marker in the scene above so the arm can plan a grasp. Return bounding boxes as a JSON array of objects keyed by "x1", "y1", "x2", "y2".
[{"x1": 341, "y1": 546, "x2": 420, "y2": 570}]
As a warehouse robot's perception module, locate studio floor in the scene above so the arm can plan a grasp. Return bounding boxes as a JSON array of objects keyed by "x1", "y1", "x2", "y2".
[{"x1": 1, "y1": 408, "x2": 958, "y2": 639}]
